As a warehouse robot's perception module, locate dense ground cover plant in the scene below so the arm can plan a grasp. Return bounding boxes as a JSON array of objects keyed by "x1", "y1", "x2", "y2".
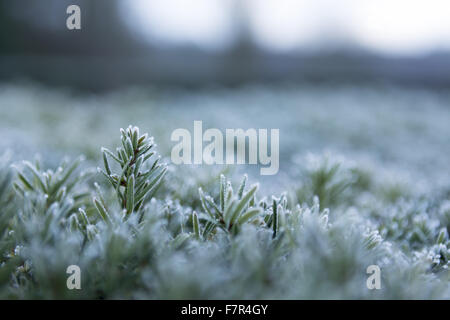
[
  {"x1": 0, "y1": 123, "x2": 448, "y2": 299},
  {"x1": 0, "y1": 83, "x2": 449, "y2": 299}
]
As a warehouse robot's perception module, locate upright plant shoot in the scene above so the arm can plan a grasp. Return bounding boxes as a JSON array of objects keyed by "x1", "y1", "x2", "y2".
[{"x1": 98, "y1": 125, "x2": 167, "y2": 216}]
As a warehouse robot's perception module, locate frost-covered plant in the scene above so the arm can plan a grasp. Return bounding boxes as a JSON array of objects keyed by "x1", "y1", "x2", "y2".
[
  {"x1": 13, "y1": 156, "x2": 90, "y2": 214},
  {"x1": 97, "y1": 125, "x2": 167, "y2": 219},
  {"x1": 198, "y1": 174, "x2": 261, "y2": 237},
  {"x1": 0, "y1": 121, "x2": 448, "y2": 299},
  {"x1": 295, "y1": 155, "x2": 356, "y2": 209},
  {"x1": 0, "y1": 154, "x2": 16, "y2": 292}
]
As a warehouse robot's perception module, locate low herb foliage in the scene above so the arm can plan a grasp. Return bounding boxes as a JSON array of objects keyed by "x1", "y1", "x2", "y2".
[
  {"x1": 98, "y1": 126, "x2": 167, "y2": 219},
  {"x1": 0, "y1": 126, "x2": 448, "y2": 299}
]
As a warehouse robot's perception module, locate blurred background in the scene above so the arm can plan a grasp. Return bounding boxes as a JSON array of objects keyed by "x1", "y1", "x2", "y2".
[
  {"x1": 2, "y1": 0, "x2": 450, "y2": 89},
  {"x1": 0, "y1": 0, "x2": 449, "y2": 198}
]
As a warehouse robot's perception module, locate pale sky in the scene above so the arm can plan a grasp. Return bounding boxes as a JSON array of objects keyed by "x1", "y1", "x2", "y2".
[{"x1": 120, "y1": 0, "x2": 450, "y2": 55}]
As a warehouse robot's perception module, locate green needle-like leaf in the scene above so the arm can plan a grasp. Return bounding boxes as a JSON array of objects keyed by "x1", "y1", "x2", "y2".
[{"x1": 126, "y1": 174, "x2": 135, "y2": 214}]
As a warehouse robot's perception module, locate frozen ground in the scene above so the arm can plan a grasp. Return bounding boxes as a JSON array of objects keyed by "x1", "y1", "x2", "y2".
[
  {"x1": 0, "y1": 82, "x2": 449, "y2": 196},
  {"x1": 0, "y1": 82, "x2": 448, "y2": 299}
]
